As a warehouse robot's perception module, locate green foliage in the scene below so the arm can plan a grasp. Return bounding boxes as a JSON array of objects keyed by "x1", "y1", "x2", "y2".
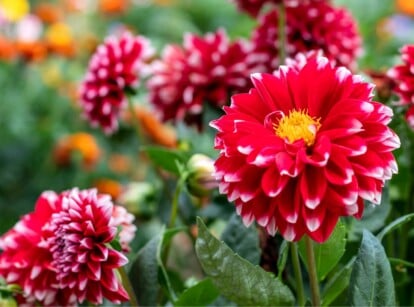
[
  {"x1": 377, "y1": 213, "x2": 414, "y2": 241},
  {"x1": 195, "y1": 217, "x2": 294, "y2": 306},
  {"x1": 128, "y1": 234, "x2": 161, "y2": 306},
  {"x1": 142, "y1": 146, "x2": 189, "y2": 176},
  {"x1": 321, "y1": 258, "x2": 355, "y2": 306},
  {"x1": 299, "y1": 221, "x2": 347, "y2": 281},
  {"x1": 220, "y1": 213, "x2": 261, "y2": 265},
  {"x1": 348, "y1": 230, "x2": 396, "y2": 306},
  {"x1": 174, "y1": 278, "x2": 219, "y2": 306}
]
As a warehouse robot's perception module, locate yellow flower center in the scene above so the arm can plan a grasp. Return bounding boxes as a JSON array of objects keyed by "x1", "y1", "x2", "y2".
[{"x1": 274, "y1": 110, "x2": 321, "y2": 146}]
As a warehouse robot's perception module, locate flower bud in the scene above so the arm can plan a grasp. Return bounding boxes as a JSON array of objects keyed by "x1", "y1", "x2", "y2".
[{"x1": 185, "y1": 154, "x2": 218, "y2": 197}]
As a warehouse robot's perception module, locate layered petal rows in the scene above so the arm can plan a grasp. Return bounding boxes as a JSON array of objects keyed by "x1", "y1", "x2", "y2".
[
  {"x1": 252, "y1": 1, "x2": 362, "y2": 72},
  {"x1": 211, "y1": 55, "x2": 400, "y2": 243},
  {"x1": 80, "y1": 32, "x2": 153, "y2": 134},
  {"x1": 0, "y1": 188, "x2": 133, "y2": 306},
  {"x1": 387, "y1": 44, "x2": 414, "y2": 129},
  {"x1": 147, "y1": 29, "x2": 266, "y2": 129}
]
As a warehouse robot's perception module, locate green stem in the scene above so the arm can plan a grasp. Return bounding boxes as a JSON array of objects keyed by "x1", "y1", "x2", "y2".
[
  {"x1": 278, "y1": 2, "x2": 287, "y2": 65},
  {"x1": 305, "y1": 236, "x2": 321, "y2": 307},
  {"x1": 118, "y1": 266, "x2": 139, "y2": 306},
  {"x1": 290, "y1": 242, "x2": 306, "y2": 306},
  {"x1": 168, "y1": 177, "x2": 184, "y2": 228}
]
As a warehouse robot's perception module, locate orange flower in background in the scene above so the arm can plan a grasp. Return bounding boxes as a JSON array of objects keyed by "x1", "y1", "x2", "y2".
[
  {"x1": 53, "y1": 132, "x2": 101, "y2": 169},
  {"x1": 0, "y1": 36, "x2": 16, "y2": 61},
  {"x1": 109, "y1": 154, "x2": 132, "y2": 174},
  {"x1": 126, "y1": 105, "x2": 177, "y2": 148},
  {"x1": 15, "y1": 40, "x2": 47, "y2": 62},
  {"x1": 94, "y1": 178, "x2": 123, "y2": 200},
  {"x1": 99, "y1": 0, "x2": 128, "y2": 14},
  {"x1": 397, "y1": 0, "x2": 414, "y2": 16},
  {"x1": 34, "y1": 3, "x2": 63, "y2": 24},
  {"x1": 45, "y1": 22, "x2": 76, "y2": 57}
]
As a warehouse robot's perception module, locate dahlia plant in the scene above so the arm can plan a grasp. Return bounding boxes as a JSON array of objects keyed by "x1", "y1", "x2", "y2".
[{"x1": 1, "y1": 0, "x2": 414, "y2": 306}]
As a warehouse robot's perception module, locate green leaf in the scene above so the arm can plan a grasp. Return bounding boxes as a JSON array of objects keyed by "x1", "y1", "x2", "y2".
[
  {"x1": 348, "y1": 230, "x2": 396, "y2": 306},
  {"x1": 142, "y1": 146, "x2": 187, "y2": 175},
  {"x1": 299, "y1": 221, "x2": 347, "y2": 281},
  {"x1": 195, "y1": 217, "x2": 294, "y2": 306},
  {"x1": 128, "y1": 234, "x2": 161, "y2": 307},
  {"x1": 174, "y1": 278, "x2": 220, "y2": 306},
  {"x1": 157, "y1": 227, "x2": 187, "y2": 301},
  {"x1": 220, "y1": 213, "x2": 260, "y2": 264},
  {"x1": 277, "y1": 241, "x2": 289, "y2": 279},
  {"x1": 376, "y1": 213, "x2": 414, "y2": 242},
  {"x1": 321, "y1": 258, "x2": 355, "y2": 306}
]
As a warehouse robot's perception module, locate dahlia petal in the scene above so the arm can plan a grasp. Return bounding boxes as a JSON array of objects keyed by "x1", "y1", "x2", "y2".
[
  {"x1": 300, "y1": 167, "x2": 327, "y2": 209},
  {"x1": 277, "y1": 183, "x2": 300, "y2": 224},
  {"x1": 325, "y1": 153, "x2": 354, "y2": 185},
  {"x1": 276, "y1": 152, "x2": 298, "y2": 177},
  {"x1": 307, "y1": 213, "x2": 339, "y2": 243},
  {"x1": 87, "y1": 260, "x2": 101, "y2": 280},
  {"x1": 101, "y1": 269, "x2": 119, "y2": 292},
  {"x1": 261, "y1": 166, "x2": 289, "y2": 197},
  {"x1": 302, "y1": 205, "x2": 327, "y2": 232}
]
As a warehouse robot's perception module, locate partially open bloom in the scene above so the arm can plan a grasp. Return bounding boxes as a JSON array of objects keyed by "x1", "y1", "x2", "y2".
[
  {"x1": 80, "y1": 32, "x2": 153, "y2": 134},
  {"x1": 211, "y1": 55, "x2": 400, "y2": 243},
  {"x1": 148, "y1": 29, "x2": 266, "y2": 129},
  {"x1": 111, "y1": 205, "x2": 137, "y2": 253},
  {"x1": 387, "y1": 45, "x2": 414, "y2": 129},
  {"x1": 252, "y1": 1, "x2": 362, "y2": 72},
  {"x1": 0, "y1": 188, "x2": 131, "y2": 305}
]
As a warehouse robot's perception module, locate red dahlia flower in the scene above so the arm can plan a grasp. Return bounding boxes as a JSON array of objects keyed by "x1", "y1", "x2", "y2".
[
  {"x1": 252, "y1": 1, "x2": 362, "y2": 72},
  {"x1": 0, "y1": 192, "x2": 63, "y2": 306},
  {"x1": 45, "y1": 189, "x2": 129, "y2": 305},
  {"x1": 0, "y1": 189, "x2": 130, "y2": 306},
  {"x1": 211, "y1": 56, "x2": 400, "y2": 243},
  {"x1": 80, "y1": 32, "x2": 153, "y2": 134},
  {"x1": 148, "y1": 29, "x2": 266, "y2": 129},
  {"x1": 387, "y1": 45, "x2": 414, "y2": 129}
]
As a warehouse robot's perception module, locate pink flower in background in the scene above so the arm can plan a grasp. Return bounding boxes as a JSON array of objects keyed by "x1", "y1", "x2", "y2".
[
  {"x1": 111, "y1": 205, "x2": 137, "y2": 253},
  {"x1": 148, "y1": 29, "x2": 266, "y2": 129},
  {"x1": 0, "y1": 188, "x2": 132, "y2": 306},
  {"x1": 80, "y1": 32, "x2": 153, "y2": 134},
  {"x1": 211, "y1": 55, "x2": 400, "y2": 243},
  {"x1": 387, "y1": 44, "x2": 414, "y2": 129},
  {"x1": 252, "y1": 1, "x2": 362, "y2": 72}
]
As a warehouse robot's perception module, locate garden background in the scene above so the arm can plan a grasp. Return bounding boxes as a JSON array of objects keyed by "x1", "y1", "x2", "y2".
[{"x1": 1, "y1": 0, "x2": 414, "y2": 306}]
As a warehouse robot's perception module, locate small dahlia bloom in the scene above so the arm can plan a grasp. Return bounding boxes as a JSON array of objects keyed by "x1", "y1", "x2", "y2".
[
  {"x1": 111, "y1": 205, "x2": 137, "y2": 253},
  {"x1": 252, "y1": 1, "x2": 362, "y2": 72},
  {"x1": 0, "y1": 189, "x2": 131, "y2": 306},
  {"x1": 148, "y1": 29, "x2": 266, "y2": 128},
  {"x1": 387, "y1": 45, "x2": 414, "y2": 129},
  {"x1": 80, "y1": 32, "x2": 153, "y2": 134},
  {"x1": 45, "y1": 189, "x2": 129, "y2": 305},
  {"x1": 211, "y1": 56, "x2": 400, "y2": 243}
]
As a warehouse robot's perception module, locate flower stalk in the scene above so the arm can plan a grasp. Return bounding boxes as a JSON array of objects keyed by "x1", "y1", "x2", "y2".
[
  {"x1": 278, "y1": 2, "x2": 286, "y2": 65},
  {"x1": 118, "y1": 266, "x2": 139, "y2": 307},
  {"x1": 305, "y1": 236, "x2": 321, "y2": 306},
  {"x1": 290, "y1": 242, "x2": 306, "y2": 306}
]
